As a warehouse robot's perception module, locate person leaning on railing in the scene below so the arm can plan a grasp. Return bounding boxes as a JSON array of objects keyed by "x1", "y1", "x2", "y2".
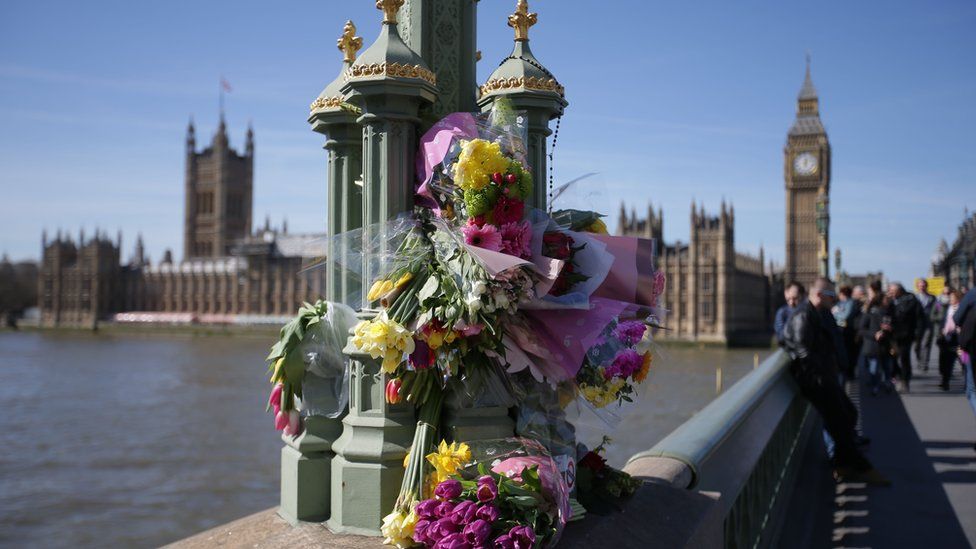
[{"x1": 782, "y1": 277, "x2": 891, "y2": 485}]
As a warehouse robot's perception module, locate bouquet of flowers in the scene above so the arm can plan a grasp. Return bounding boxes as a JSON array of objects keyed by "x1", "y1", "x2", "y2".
[
  {"x1": 576, "y1": 316, "x2": 655, "y2": 410},
  {"x1": 575, "y1": 437, "x2": 642, "y2": 515},
  {"x1": 265, "y1": 300, "x2": 358, "y2": 435},
  {"x1": 384, "y1": 437, "x2": 569, "y2": 549}
]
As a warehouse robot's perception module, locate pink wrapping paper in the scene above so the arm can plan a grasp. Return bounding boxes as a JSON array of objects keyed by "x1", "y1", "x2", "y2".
[
  {"x1": 522, "y1": 297, "x2": 635, "y2": 379},
  {"x1": 590, "y1": 234, "x2": 658, "y2": 307},
  {"x1": 415, "y1": 112, "x2": 480, "y2": 212}
]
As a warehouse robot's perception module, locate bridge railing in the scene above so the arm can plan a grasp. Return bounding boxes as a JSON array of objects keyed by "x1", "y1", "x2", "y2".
[{"x1": 623, "y1": 349, "x2": 814, "y2": 549}]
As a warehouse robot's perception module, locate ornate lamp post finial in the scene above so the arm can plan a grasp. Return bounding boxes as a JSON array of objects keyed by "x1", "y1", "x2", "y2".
[
  {"x1": 508, "y1": 0, "x2": 538, "y2": 41},
  {"x1": 337, "y1": 20, "x2": 363, "y2": 64},
  {"x1": 376, "y1": 0, "x2": 404, "y2": 25}
]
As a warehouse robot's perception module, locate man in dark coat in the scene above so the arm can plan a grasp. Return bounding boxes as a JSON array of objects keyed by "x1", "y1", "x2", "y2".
[
  {"x1": 783, "y1": 277, "x2": 888, "y2": 484},
  {"x1": 888, "y1": 283, "x2": 924, "y2": 392}
]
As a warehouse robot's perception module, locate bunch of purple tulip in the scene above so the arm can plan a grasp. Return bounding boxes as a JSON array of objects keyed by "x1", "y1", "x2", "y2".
[{"x1": 412, "y1": 476, "x2": 540, "y2": 549}]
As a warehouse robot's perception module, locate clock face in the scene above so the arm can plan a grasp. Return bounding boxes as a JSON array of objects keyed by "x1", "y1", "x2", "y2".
[{"x1": 794, "y1": 152, "x2": 818, "y2": 176}]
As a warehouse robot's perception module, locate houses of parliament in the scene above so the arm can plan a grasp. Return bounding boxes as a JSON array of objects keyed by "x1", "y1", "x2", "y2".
[
  {"x1": 38, "y1": 117, "x2": 326, "y2": 328},
  {"x1": 619, "y1": 62, "x2": 831, "y2": 345},
  {"x1": 40, "y1": 64, "x2": 831, "y2": 341}
]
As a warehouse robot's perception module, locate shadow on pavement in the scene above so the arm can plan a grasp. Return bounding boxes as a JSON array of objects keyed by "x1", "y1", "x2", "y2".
[{"x1": 782, "y1": 375, "x2": 971, "y2": 549}]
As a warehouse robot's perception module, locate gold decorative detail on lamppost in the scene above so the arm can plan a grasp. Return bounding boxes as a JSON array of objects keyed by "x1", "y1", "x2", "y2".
[
  {"x1": 376, "y1": 0, "x2": 404, "y2": 25},
  {"x1": 337, "y1": 20, "x2": 363, "y2": 64},
  {"x1": 508, "y1": 0, "x2": 537, "y2": 42}
]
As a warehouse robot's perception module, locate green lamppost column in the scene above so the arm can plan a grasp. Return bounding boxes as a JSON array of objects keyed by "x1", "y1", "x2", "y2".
[
  {"x1": 478, "y1": 0, "x2": 568, "y2": 210},
  {"x1": 327, "y1": 0, "x2": 437, "y2": 536},
  {"x1": 278, "y1": 22, "x2": 367, "y2": 526},
  {"x1": 398, "y1": 0, "x2": 479, "y2": 118},
  {"x1": 310, "y1": 21, "x2": 366, "y2": 306}
]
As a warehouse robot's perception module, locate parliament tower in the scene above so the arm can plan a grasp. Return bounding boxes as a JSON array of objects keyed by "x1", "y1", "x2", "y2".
[
  {"x1": 785, "y1": 59, "x2": 831, "y2": 287},
  {"x1": 183, "y1": 116, "x2": 254, "y2": 259}
]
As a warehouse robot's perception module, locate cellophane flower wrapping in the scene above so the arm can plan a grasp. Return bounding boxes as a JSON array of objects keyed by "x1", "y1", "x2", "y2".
[
  {"x1": 411, "y1": 437, "x2": 570, "y2": 548},
  {"x1": 298, "y1": 301, "x2": 359, "y2": 418},
  {"x1": 514, "y1": 379, "x2": 580, "y2": 495}
]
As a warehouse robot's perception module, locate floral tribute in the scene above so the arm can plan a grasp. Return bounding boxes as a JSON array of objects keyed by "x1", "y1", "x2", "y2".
[{"x1": 264, "y1": 103, "x2": 667, "y2": 547}]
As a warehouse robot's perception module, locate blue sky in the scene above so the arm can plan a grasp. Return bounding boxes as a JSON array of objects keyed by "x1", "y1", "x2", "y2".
[{"x1": 1, "y1": 0, "x2": 973, "y2": 285}]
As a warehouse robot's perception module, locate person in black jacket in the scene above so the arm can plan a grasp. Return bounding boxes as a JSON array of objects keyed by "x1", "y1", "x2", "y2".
[
  {"x1": 860, "y1": 286, "x2": 893, "y2": 396},
  {"x1": 784, "y1": 277, "x2": 888, "y2": 484},
  {"x1": 888, "y1": 283, "x2": 924, "y2": 392}
]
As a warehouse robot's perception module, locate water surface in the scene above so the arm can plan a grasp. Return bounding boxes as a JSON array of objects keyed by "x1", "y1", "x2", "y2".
[{"x1": 0, "y1": 331, "x2": 766, "y2": 547}]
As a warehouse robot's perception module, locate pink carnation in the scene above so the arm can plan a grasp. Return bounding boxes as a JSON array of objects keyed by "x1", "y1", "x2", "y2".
[
  {"x1": 499, "y1": 221, "x2": 532, "y2": 259},
  {"x1": 462, "y1": 223, "x2": 502, "y2": 252},
  {"x1": 492, "y1": 196, "x2": 525, "y2": 225}
]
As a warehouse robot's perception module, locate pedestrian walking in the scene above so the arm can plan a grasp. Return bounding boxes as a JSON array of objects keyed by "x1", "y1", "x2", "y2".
[
  {"x1": 783, "y1": 277, "x2": 888, "y2": 484},
  {"x1": 775, "y1": 281, "x2": 805, "y2": 346},
  {"x1": 833, "y1": 285, "x2": 861, "y2": 381},
  {"x1": 861, "y1": 286, "x2": 893, "y2": 396},
  {"x1": 888, "y1": 283, "x2": 923, "y2": 392},
  {"x1": 937, "y1": 289, "x2": 962, "y2": 390},
  {"x1": 914, "y1": 278, "x2": 938, "y2": 371}
]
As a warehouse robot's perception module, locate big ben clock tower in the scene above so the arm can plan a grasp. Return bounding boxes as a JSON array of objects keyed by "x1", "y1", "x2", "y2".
[{"x1": 785, "y1": 57, "x2": 831, "y2": 286}]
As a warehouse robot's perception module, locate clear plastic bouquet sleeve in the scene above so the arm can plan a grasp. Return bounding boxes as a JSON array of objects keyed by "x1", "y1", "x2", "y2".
[{"x1": 295, "y1": 301, "x2": 358, "y2": 419}]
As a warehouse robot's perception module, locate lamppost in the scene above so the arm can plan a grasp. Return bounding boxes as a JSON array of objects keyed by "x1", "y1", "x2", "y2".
[{"x1": 816, "y1": 186, "x2": 830, "y2": 279}]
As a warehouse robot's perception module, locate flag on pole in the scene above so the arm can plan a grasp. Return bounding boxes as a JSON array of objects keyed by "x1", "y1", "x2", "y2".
[{"x1": 220, "y1": 77, "x2": 233, "y2": 93}]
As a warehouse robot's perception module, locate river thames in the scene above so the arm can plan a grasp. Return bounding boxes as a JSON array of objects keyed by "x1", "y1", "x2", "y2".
[{"x1": 0, "y1": 330, "x2": 769, "y2": 547}]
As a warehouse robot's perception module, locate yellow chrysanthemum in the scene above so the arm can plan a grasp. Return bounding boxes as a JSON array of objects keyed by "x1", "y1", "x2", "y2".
[
  {"x1": 453, "y1": 139, "x2": 509, "y2": 192},
  {"x1": 581, "y1": 378, "x2": 627, "y2": 408},
  {"x1": 426, "y1": 440, "x2": 471, "y2": 484}
]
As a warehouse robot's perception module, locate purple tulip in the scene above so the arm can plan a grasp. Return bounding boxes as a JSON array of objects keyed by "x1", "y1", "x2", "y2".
[
  {"x1": 450, "y1": 499, "x2": 478, "y2": 525},
  {"x1": 435, "y1": 500, "x2": 456, "y2": 518},
  {"x1": 428, "y1": 516, "x2": 460, "y2": 542},
  {"x1": 416, "y1": 498, "x2": 441, "y2": 519},
  {"x1": 508, "y1": 526, "x2": 536, "y2": 549},
  {"x1": 475, "y1": 504, "x2": 499, "y2": 523},
  {"x1": 434, "y1": 532, "x2": 472, "y2": 549},
  {"x1": 476, "y1": 476, "x2": 498, "y2": 503},
  {"x1": 493, "y1": 534, "x2": 515, "y2": 549},
  {"x1": 462, "y1": 519, "x2": 492, "y2": 545},
  {"x1": 435, "y1": 479, "x2": 463, "y2": 500},
  {"x1": 413, "y1": 519, "x2": 432, "y2": 545}
]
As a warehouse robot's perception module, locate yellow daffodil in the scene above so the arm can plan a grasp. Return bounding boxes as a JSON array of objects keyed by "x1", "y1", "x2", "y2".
[
  {"x1": 367, "y1": 279, "x2": 395, "y2": 302},
  {"x1": 426, "y1": 440, "x2": 471, "y2": 484},
  {"x1": 270, "y1": 356, "x2": 285, "y2": 383},
  {"x1": 381, "y1": 507, "x2": 417, "y2": 548},
  {"x1": 394, "y1": 272, "x2": 413, "y2": 289},
  {"x1": 352, "y1": 312, "x2": 415, "y2": 374}
]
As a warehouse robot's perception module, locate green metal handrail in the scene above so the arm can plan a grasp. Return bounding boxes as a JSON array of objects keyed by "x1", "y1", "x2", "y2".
[
  {"x1": 625, "y1": 349, "x2": 814, "y2": 549},
  {"x1": 626, "y1": 350, "x2": 793, "y2": 488}
]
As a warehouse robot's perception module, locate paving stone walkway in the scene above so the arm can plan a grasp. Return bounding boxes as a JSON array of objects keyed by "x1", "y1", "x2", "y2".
[{"x1": 794, "y1": 360, "x2": 976, "y2": 549}]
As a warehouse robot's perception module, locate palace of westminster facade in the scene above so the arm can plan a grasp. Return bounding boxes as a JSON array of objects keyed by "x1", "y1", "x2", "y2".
[
  {"x1": 40, "y1": 65, "x2": 833, "y2": 342},
  {"x1": 38, "y1": 118, "x2": 327, "y2": 328}
]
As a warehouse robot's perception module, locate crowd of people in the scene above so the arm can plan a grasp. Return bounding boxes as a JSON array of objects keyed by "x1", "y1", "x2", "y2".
[{"x1": 774, "y1": 276, "x2": 976, "y2": 485}]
